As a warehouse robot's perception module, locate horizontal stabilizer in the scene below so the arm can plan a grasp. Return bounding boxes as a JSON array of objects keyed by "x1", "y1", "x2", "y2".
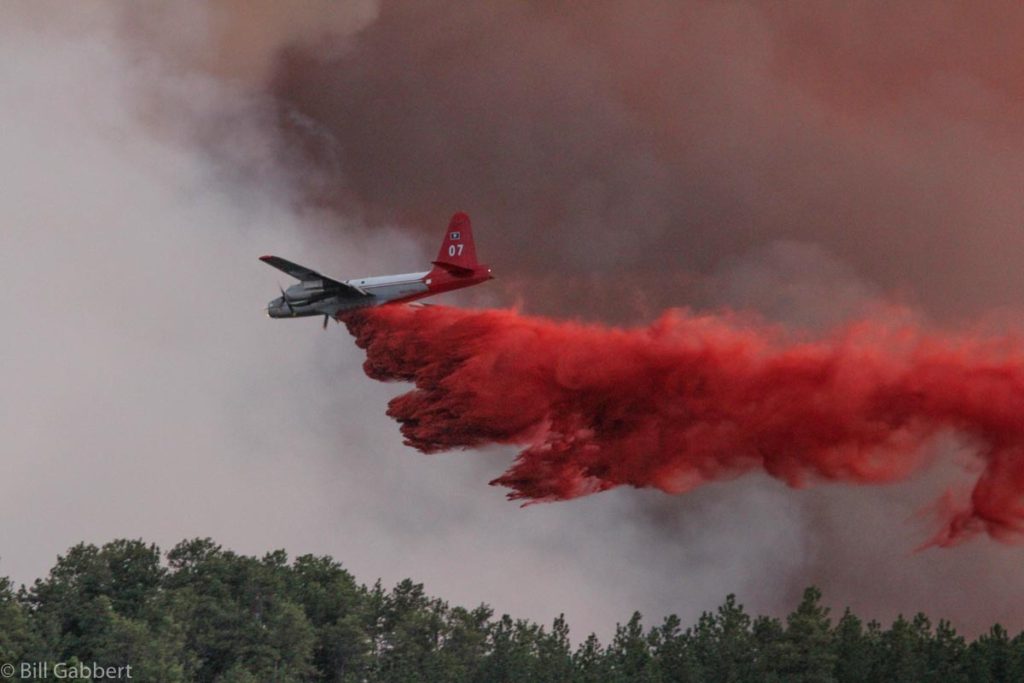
[{"x1": 430, "y1": 260, "x2": 476, "y2": 276}]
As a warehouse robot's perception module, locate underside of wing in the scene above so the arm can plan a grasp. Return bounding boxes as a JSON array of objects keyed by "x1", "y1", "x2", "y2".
[{"x1": 260, "y1": 255, "x2": 372, "y2": 298}]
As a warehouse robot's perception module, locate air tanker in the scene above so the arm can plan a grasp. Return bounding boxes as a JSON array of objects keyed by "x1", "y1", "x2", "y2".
[{"x1": 261, "y1": 212, "x2": 492, "y2": 327}]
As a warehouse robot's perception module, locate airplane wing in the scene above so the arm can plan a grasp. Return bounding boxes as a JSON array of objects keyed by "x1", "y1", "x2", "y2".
[{"x1": 259, "y1": 255, "x2": 371, "y2": 297}]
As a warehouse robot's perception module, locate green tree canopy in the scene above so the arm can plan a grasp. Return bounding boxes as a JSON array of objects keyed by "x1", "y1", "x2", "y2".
[{"x1": 2, "y1": 539, "x2": 1022, "y2": 683}]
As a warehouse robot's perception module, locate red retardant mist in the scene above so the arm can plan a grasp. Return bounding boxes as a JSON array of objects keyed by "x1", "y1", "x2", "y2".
[{"x1": 341, "y1": 305, "x2": 1024, "y2": 548}]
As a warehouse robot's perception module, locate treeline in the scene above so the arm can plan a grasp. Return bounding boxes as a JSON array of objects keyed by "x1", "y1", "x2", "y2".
[{"x1": 0, "y1": 539, "x2": 1022, "y2": 682}]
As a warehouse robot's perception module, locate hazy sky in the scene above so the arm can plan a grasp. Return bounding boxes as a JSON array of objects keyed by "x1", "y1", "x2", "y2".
[{"x1": 3, "y1": 1, "x2": 1024, "y2": 639}]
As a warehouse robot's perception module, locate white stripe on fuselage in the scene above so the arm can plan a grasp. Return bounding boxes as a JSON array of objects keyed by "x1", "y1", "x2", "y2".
[
  {"x1": 347, "y1": 271, "x2": 430, "y2": 288},
  {"x1": 348, "y1": 271, "x2": 431, "y2": 302}
]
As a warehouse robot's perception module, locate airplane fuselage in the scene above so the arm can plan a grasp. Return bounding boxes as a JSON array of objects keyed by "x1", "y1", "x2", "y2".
[{"x1": 266, "y1": 267, "x2": 492, "y2": 319}]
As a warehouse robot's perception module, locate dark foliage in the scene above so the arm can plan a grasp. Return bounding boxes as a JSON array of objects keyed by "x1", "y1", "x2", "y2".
[{"x1": 0, "y1": 539, "x2": 1018, "y2": 682}]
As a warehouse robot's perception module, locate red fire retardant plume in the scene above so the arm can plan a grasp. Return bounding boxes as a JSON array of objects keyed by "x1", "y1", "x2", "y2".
[{"x1": 342, "y1": 305, "x2": 1024, "y2": 547}]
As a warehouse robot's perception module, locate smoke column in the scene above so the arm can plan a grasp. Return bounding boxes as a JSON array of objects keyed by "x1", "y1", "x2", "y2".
[
  {"x1": 267, "y1": 0, "x2": 1024, "y2": 634},
  {"x1": 6, "y1": 0, "x2": 1021, "y2": 638},
  {"x1": 344, "y1": 304, "x2": 1024, "y2": 547}
]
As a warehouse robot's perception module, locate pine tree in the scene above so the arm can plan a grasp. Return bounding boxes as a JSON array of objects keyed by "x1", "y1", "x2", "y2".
[
  {"x1": 832, "y1": 608, "x2": 873, "y2": 683},
  {"x1": 290, "y1": 554, "x2": 370, "y2": 681},
  {"x1": 751, "y1": 614, "x2": 785, "y2": 682},
  {"x1": 775, "y1": 587, "x2": 836, "y2": 683},
  {"x1": 967, "y1": 623, "x2": 1023, "y2": 683},
  {"x1": 534, "y1": 614, "x2": 573, "y2": 682},
  {"x1": 922, "y1": 618, "x2": 967, "y2": 683},
  {"x1": 572, "y1": 633, "x2": 608, "y2": 683},
  {"x1": 432, "y1": 604, "x2": 491, "y2": 682},
  {"x1": 874, "y1": 615, "x2": 927, "y2": 682},
  {"x1": 606, "y1": 612, "x2": 652, "y2": 682},
  {"x1": 0, "y1": 576, "x2": 38, "y2": 670},
  {"x1": 649, "y1": 614, "x2": 702, "y2": 682},
  {"x1": 693, "y1": 594, "x2": 755, "y2": 683}
]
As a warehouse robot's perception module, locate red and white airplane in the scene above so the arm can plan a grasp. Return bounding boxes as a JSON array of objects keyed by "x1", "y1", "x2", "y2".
[{"x1": 262, "y1": 212, "x2": 492, "y2": 327}]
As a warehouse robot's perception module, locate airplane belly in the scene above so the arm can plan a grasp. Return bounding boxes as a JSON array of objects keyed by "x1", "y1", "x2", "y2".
[{"x1": 331, "y1": 298, "x2": 379, "y2": 313}]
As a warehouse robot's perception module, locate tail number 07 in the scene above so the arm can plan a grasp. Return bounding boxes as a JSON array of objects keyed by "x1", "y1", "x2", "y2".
[{"x1": 448, "y1": 243, "x2": 464, "y2": 257}]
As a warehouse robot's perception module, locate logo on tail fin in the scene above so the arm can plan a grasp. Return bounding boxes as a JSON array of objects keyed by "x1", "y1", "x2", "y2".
[{"x1": 431, "y1": 212, "x2": 483, "y2": 277}]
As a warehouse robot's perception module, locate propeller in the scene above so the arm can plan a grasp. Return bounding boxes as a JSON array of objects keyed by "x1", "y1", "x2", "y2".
[{"x1": 278, "y1": 284, "x2": 293, "y2": 314}]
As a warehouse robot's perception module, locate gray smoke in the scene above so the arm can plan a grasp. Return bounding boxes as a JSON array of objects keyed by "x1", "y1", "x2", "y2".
[{"x1": 4, "y1": 0, "x2": 1024, "y2": 641}]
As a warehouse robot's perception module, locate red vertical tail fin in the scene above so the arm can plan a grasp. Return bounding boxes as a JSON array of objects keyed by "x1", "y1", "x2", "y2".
[{"x1": 432, "y1": 212, "x2": 478, "y2": 274}]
